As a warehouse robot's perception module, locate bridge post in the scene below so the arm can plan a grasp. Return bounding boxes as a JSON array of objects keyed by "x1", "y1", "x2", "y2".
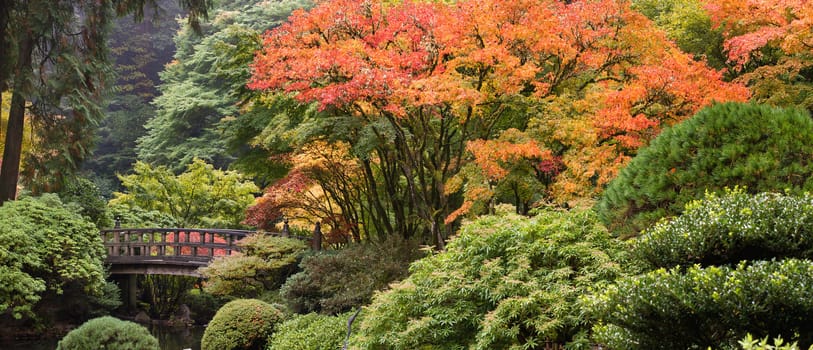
[
  {"x1": 312, "y1": 222, "x2": 322, "y2": 251},
  {"x1": 127, "y1": 274, "x2": 137, "y2": 312},
  {"x1": 282, "y1": 219, "x2": 290, "y2": 238}
]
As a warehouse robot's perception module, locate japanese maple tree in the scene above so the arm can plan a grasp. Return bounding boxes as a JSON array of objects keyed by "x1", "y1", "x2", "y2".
[
  {"x1": 250, "y1": 0, "x2": 746, "y2": 243},
  {"x1": 704, "y1": 0, "x2": 813, "y2": 110},
  {"x1": 245, "y1": 141, "x2": 363, "y2": 243}
]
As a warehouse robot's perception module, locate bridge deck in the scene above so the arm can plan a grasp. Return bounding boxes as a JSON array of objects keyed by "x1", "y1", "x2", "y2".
[
  {"x1": 101, "y1": 228, "x2": 253, "y2": 277},
  {"x1": 101, "y1": 226, "x2": 318, "y2": 277}
]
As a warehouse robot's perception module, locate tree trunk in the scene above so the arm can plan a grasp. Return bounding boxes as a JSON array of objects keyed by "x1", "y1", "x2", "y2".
[
  {"x1": 0, "y1": 31, "x2": 32, "y2": 204},
  {"x1": 0, "y1": 0, "x2": 11, "y2": 88}
]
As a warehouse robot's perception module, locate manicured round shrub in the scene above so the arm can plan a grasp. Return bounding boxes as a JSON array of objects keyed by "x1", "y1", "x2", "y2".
[
  {"x1": 56, "y1": 316, "x2": 159, "y2": 350},
  {"x1": 201, "y1": 299, "x2": 284, "y2": 350},
  {"x1": 268, "y1": 312, "x2": 359, "y2": 350},
  {"x1": 184, "y1": 289, "x2": 231, "y2": 325},
  {"x1": 597, "y1": 102, "x2": 813, "y2": 237},
  {"x1": 589, "y1": 260, "x2": 813, "y2": 349},
  {"x1": 353, "y1": 209, "x2": 627, "y2": 349},
  {"x1": 634, "y1": 190, "x2": 813, "y2": 270}
]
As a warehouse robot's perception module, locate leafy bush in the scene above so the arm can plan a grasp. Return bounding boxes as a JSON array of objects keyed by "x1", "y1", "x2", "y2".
[
  {"x1": 56, "y1": 316, "x2": 159, "y2": 350},
  {"x1": 589, "y1": 260, "x2": 813, "y2": 349},
  {"x1": 201, "y1": 235, "x2": 307, "y2": 298},
  {"x1": 280, "y1": 237, "x2": 424, "y2": 314},
  {"x1": 88, "y1": 281, "x2": 124, "y2": 316},
  {"x1": 634, "y1": 190, "x2": 813, "y2": 270},
  {"x1": 0, "y1": 194, "x2": 106, "y2": 320},
  {"x1": 110, "y1": 159, "x2": 259, "y2": 228},
  {"x1": 740, "y1": 334, "x2": 810, "y2": 350},
  {"x1": 107, "y1": 203, "x2": 180, "y2": 228},
  {"x1": 59, "y1": 177, "x2": 112, "y2": 228},
  {"x1": 268, "y1": 312, "x2": 360, "y2": 350},
  {"x1": 141, "y1": 275, "x2": 197, "y2": 319},
  {"x1": 184, "y1": 289, "x2": 232, "y2": 325},
  {"x1": 596, "y1": 102, "x2": 813, "y2": 237},
  {"x1": 352, "y1": 209, "x2": 626, "y2": 349},
  {"x1": 740, "y1": 333, "x2": 813, "y2": 350},
  {"x1": 57, "y1": 280, "x2": 123, "y2": 321},
  {"x1": 201, "y1": 299, "x2": 284, "y2": 350}
]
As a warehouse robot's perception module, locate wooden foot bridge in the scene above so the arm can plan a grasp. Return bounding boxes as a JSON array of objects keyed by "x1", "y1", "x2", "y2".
[
  {"x1": 100, "y1": 223, "x2": 320, "y2": 277},
  {"x1": 102, "y1": 228, "x2": 253, "y2": 277},
  {"x1": 100, "y1": 224, "x2": 321, "y2": 309}
]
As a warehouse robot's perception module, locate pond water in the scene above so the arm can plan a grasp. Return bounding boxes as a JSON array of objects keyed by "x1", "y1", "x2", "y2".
[
  {"x1": 3, "y1": 324, "x2": 205, "y2": 350},
  {"x1": 151, "y1": 324, "x2": 205, "y2": 350}
]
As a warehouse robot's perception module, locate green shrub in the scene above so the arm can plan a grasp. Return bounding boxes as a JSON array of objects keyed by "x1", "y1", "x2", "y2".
[
  {"x1": 88, "y1": 281, "x2": 124, "y2": 316},
  {"x1": 634, "y1": 190, "x2": 813, "y2": 270},
  {"x1": 589, "y1": 260, "x2": 813, "y2": 349},
  {"x1": 268, "y1": 312, "x2": 360, "y2": 350},
  {"x1": 141, "y1": 275, "x2": 197, "y2": 319},
  {"x1": 0, "y1": 194, "x2": 106, "y2": 320},
  {"x1": 107, "y1": 203, "x2": 180, "y2": 228},
  {"x1": 280, "y1": 237, "x2": 423, "y2": 314},
  {"x1": 58, "y1": 280, "x2": 123, "y2": 321},
  {"x1": 56, "y1": 316, "x2": 159, "y2": 350},
  {"x1": 353, "y1": 209, "x2": 626, "y2": 350},
  {"x1": 740, "y1": 334, "x2": 810, "y2": 350},
  {"x1": 110, "y1": 159, "x2": 259, "y2": 228},
  {"x1": 201, "y1": 299, "x2": 284, "y2": 350},
  {"x1": 201, "y1": 235, "x2": 307, "y2": 298},
  {"x1": 596, "y1": 102, "x2": 813, "y2": 237},
  {"x1": 59, "y1": 177, "x2": 112, "y2": 229},
  {"x1": 184, "y1": 289, "x2": 232, "y2": 324}
]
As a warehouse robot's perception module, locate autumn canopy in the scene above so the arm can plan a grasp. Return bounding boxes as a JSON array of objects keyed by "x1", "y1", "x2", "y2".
[{"x1": 248, "y1": 0, "x2": 747, "y2": 242}]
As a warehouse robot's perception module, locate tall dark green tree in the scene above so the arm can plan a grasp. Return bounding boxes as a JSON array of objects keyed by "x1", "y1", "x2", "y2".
[
  {"x1": 136, "y1": 0, "x2": 310, "y2": 172},
  {"x1": 0, "y1": 0, "x2": 212, "y2": 204},
  {"x1": 83, "y1": 0, "x2": 185, "y2": 192}
]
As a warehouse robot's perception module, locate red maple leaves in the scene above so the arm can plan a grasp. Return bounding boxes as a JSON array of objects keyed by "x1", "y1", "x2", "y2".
[{"x1": 249, "y1": 0, "x2": 747, "y2": 225}]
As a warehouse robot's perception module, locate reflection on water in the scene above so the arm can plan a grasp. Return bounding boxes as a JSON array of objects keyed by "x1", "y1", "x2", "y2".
[
  {"x1": 151, "y1": 324, "x2": 205, "y2": 350},
  {"x1": 2, "y1": 338, "x2": 55, "y2": 350},
  {"x1": 2, "y1": 324, "x2": 205, "y2": 350}
]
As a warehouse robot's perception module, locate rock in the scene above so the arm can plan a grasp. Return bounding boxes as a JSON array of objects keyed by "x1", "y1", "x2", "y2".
[
  {"x1": 170, "y1": 304, "x2": 193, "y2": 326},
  {"x1": 134, "y1": 311, "x2": 151, "y2": 324}
]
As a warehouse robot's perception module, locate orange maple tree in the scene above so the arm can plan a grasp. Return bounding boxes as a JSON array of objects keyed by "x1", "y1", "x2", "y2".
[
  {"x1": 705, "y1": 0, "x2": 812, "y2": 68},
  {"x1": 704, "y1": 0, "x2": 813, "y2": 110},
  {"x1": 244, "y1": 141, "x2": 362, "y2": 244},
  {"x1": 250, "y1": 0, "x2": 746, "y2": 239}
]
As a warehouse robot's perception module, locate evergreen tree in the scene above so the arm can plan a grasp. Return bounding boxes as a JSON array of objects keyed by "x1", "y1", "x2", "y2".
[
  {"x1": 0, "y1": 0, "x2": 212, "y2": 204},
  {"x1": 84, "y1": 0, "x2": 184, "y2": 191},
  {"x1": 136, "y1": 0, "x2": 310, "y2": 172}
]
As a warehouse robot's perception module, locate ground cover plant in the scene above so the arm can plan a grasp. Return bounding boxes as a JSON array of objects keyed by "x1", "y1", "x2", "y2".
[{"x1": 268, "y1": 312, "x2": 360, "y2": 350}]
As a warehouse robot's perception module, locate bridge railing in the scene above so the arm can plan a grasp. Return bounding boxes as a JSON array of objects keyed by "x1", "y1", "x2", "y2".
[{"x1": 101, "y1": 228, "x2": 254, "y2": 261}]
